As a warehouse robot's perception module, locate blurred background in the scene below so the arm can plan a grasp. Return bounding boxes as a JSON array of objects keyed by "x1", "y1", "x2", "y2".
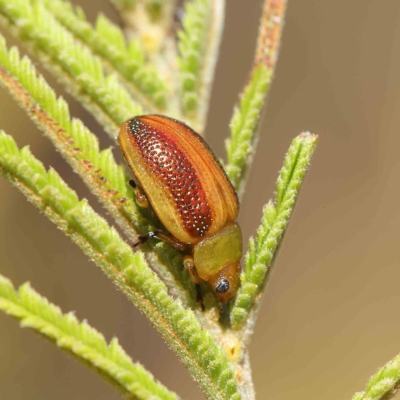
[{"x1": 1, "y1": 0, "x2": 400, "y2": 399}]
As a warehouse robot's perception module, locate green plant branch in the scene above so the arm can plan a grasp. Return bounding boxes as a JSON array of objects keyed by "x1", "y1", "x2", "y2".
[
  {"x1": 225, "y1": 64, "x2": 272, "y2": 191},
  {"x1": 40, "y1": 0, "x2": 168, "y2": 111},
  {"x1": 0, "y1": 36, "x2": 196, "y2": 309},
  {"x1": 352, "y1": 353, "x2": 400, "y2": 400},
  {"x1": 231, "y1": 132, "x2": 318, "y2": 331},
  {"x1": 177, "y1": 0, "x2": 225, "y2": 132},
  {"x1": 0, "y1": 0, "x2": 142, "y2": 138},
  {"x1": 0, "y1": 130, "x2": 240, "y2": 400},
  {"x1": 225, "y1": 0, "x2": 288, "y2": 195},
  {"x1": 0, "y1": 274, "x2": 179, "y2": 400}
]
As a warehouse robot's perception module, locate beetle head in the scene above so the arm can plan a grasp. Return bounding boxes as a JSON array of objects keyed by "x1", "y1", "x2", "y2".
[{"x1": 208, "y1": 263, "x2": 241, "y2": 303}]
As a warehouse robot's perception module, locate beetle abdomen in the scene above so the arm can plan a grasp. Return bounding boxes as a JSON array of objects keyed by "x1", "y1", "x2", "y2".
[{"x1": 119, "y1": 115, "x2": 238, "y2": 244}]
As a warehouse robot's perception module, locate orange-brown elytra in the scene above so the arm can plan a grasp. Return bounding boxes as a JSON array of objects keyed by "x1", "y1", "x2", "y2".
[{"x1": 119, "y1": 115, "x2": 242, "y2": 308}]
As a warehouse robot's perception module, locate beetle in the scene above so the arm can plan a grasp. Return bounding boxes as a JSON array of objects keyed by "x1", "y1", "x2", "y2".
[{"x1": 119, "y1": 115, "x2": 242, "y2": 309}]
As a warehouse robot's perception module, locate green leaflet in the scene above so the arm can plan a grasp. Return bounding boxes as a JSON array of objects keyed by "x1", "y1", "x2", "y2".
[
  {"x1": 351, "y1": 353, "x2": 400, "y2": 400},
  {"x1": 178, "y1": 0, "x2": 209, "y2": 113},
  {"x1": 0, "y1": 35, "x2": 129, "y2": 196},
  {"x1": 178, "y1": 0, "x2": 220, "y2": 120},
  {"x1": 0, "y1": 131, "x2": 241, "y2": 400},
  {"x1": 0, "y1": 0, "x2": 142, "y2": 137},
  {"x1": 0, "y1": 274, "x2": 179, "y2": 400},
  {"x1": 225, "y1": 64, "x2": 272, "y2": 192},
  {"x1": 231, "y1": 133, "x2": 318, "y2": 329},
  {"x1": 40, "y1": 0, "x2": 167, "y2": 109}
]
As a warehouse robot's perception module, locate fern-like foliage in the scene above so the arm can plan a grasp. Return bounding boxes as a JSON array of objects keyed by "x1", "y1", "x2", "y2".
[
  {"x1": 40, "y1": 0, "x2": 168, "y2": 110},
  {"x1": 0, "y1": 0, "x2": 391, "y2": 397},
  {"x1": 0, "y1": 0, "x2": 142, "y2": 137},
  {"x1": 231, "y1": 133, "x2": 318, "y2": 330},
  {"x1": 0, "y1": 35, "x2": 134, "y2": 208},
  {"x1": 0, "y1": 274, "x2": 179, "y2": 400},
  {"x1": 0, "y1": 35, "x2": 196, "y2": 307},
  {"x1": 0, "y1": 1, "x2": 331, "y2": 399},
  {"x1": 0, "y1": 130, "x2": 240, "y2": 400}
]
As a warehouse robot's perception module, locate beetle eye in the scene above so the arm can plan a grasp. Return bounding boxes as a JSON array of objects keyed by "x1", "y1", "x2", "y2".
[{"x1": 215, "y1": 279, "x2": 229, "y2": 294}]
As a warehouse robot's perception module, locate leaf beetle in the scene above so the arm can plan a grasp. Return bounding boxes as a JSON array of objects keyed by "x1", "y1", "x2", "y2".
[{"x1": 119, "y1": 115, "x2": 242, "y2": 309}]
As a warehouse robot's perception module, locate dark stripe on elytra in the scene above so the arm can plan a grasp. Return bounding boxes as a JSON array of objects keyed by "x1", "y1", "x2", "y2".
[
  {"x1": 150, "y1": 115, "x2": 239, "y2": 208},
  {"x1": 128, "y1": 118, "x2": 212, "y2": 238}
]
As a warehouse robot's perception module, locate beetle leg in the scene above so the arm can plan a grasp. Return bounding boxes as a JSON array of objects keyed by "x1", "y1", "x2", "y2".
[
  {"x1": 129, "y1": 179, "x2": 149, "y2": 208},
  {"x1": 184, "y1": 256, "x2": 205, "y2": 311},
  {"x1": 133, "y1": 230, "x2": 186, "y2": 251},
  {"x1": 155, "y1": 231, "x2": 186, "y2": 251},
  {"x1": 195, "y1": 286, "x2": 204, "y2": 311},
  {"x1": 133, "y1": 231, "x2": 157, "y2": 247},
  {"x1": 183, "y1": 256, "x2": 200, "y2": 283}
]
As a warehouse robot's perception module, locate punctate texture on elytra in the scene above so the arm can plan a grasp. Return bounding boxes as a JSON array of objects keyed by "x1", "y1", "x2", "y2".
[{"x1": 119, "y1": 115, "x2": 239, "y2": 245}]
